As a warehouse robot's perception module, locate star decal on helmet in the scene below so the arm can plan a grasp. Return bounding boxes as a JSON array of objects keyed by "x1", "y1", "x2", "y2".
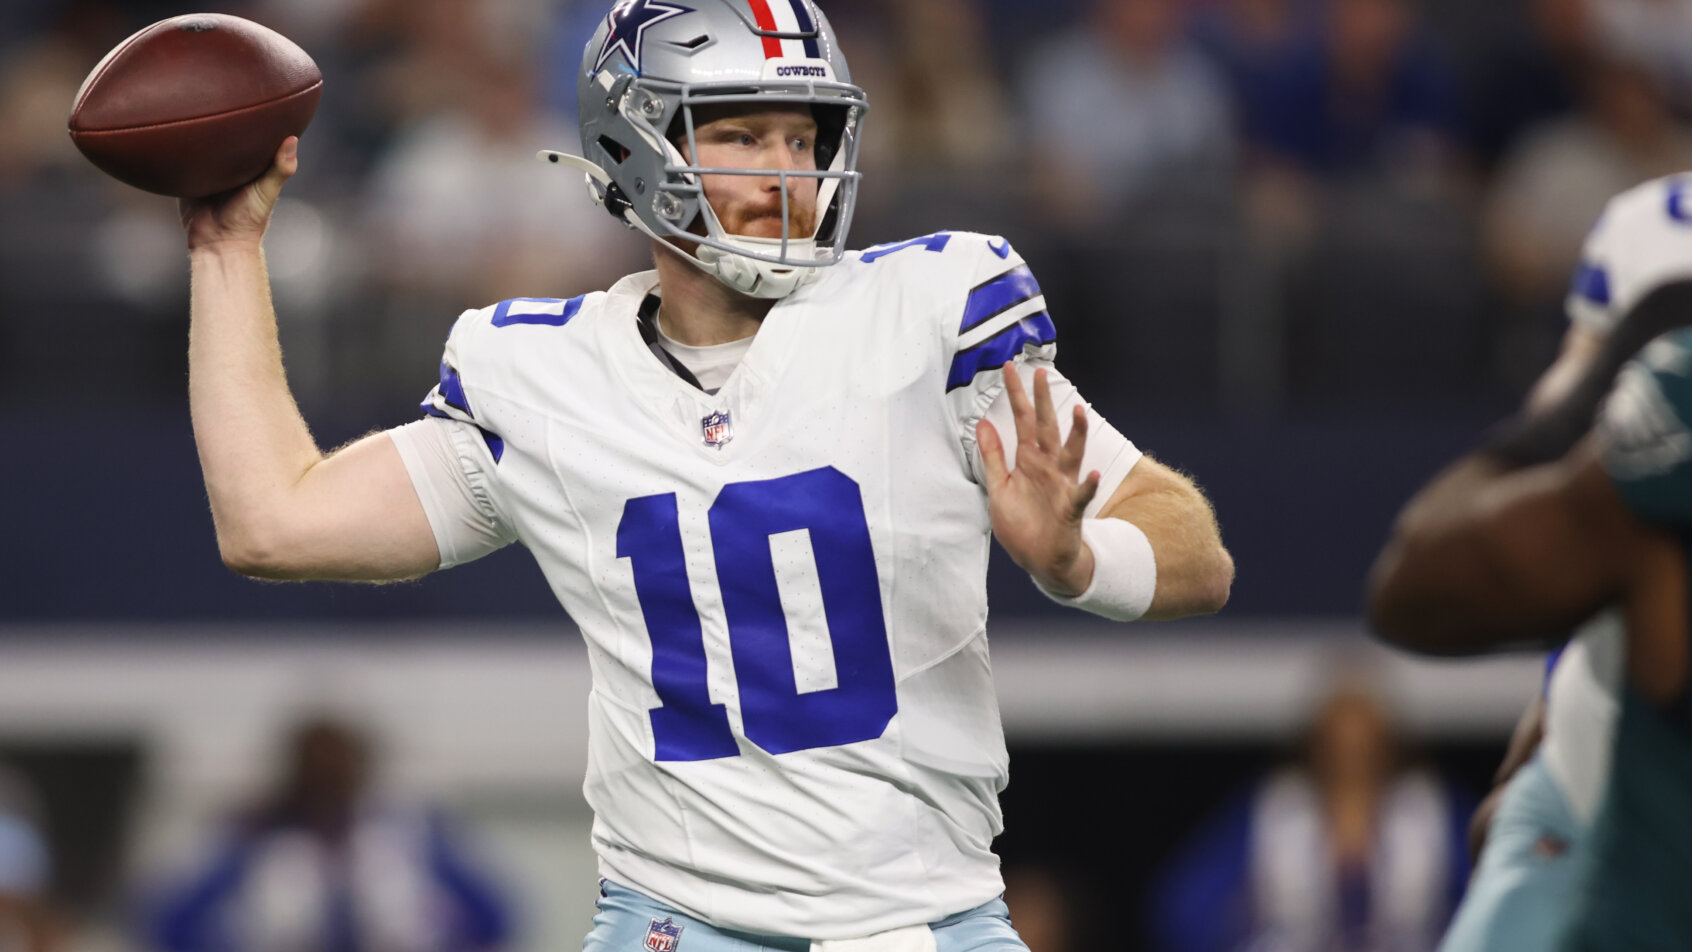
[{"x1": 593, "y1": 0, "x2": 695, "y2": 75}]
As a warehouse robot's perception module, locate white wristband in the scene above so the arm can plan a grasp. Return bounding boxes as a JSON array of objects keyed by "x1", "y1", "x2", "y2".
[{"x1": 1036, "y1": 519, "x2": 1157, "y2": 621}]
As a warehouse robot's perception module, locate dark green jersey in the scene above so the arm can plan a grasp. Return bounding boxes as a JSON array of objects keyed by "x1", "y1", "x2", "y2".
[
  {"x1": 1560, "y1": 330, "x2": 1692, "y2": 952},
  {"x1": 1598, "y1": 327, "x2": 1692, "y2": 527}
]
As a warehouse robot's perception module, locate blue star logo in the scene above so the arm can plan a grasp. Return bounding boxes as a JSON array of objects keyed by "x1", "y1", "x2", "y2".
[{"x1": 593, "y1": 0, "x2": 694, "y2": 75}]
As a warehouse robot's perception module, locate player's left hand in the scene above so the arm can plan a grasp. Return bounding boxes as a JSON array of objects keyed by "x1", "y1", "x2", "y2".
[{"x1": 977, "y1": 363, "x2": 1102, "y2": 597}]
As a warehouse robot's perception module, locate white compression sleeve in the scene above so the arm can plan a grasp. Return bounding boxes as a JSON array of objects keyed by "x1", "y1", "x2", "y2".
[{"x1": 388, "y1": 418, "x2": 517, "y2": 569}]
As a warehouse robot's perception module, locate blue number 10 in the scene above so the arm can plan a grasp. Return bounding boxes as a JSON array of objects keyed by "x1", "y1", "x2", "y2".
[{"x1": 616, "y1": 467, "x2": 898, "y2": 761}]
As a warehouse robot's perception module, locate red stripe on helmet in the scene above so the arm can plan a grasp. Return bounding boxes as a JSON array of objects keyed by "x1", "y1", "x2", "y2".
[{"x1": 747, "y1": 0, "x2": 783, "y2": 57}]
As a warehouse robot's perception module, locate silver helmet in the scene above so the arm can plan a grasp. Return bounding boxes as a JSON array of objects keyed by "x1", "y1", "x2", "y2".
[{"x1": 542, "y1": 0, "x2": 868, "y2": 299}]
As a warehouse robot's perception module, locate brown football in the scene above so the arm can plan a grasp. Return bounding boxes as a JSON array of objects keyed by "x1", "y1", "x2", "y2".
[{"x1": 68, "y1": 13, "x2": 321, "y2": 199}]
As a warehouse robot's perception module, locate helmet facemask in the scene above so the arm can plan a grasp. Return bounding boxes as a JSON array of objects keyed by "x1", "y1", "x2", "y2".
[
  {"x1": 629, "y1": 81, "x2": 866, "y2": 297},
  {"x1": 552, "y1": 0, "x2": 867, "y2": 299}
]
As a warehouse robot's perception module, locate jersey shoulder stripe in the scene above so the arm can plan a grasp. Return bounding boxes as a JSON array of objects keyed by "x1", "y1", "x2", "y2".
[
  {"x1": 946, "y1": 311, "x2": 1057, "y2": 391},
  {"x1": 418, "y1": 293, "x2": 596, "y2": 458},
  {"x1": 437, "y1": 361, "x2": 473, "y2": 417},
  {"x1": 960, "y1": 264, "x2": 1042, "y2": 334}
]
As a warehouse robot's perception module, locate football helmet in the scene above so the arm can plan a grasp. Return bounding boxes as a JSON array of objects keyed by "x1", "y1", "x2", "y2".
[{"x1": 543, "y1": 0, "x2": 867, "y2": 299}]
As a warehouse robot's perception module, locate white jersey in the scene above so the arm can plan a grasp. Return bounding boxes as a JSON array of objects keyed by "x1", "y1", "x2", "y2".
[
  {"x1": 1566, "y1": 173, "x2": 1692, "y2": 333},
  {"x1": 1537, "y1": 173, "x2": 1692, "y2": 823},
  {"x1": 1541, "y1": 612, "x2": 1624, "y2": 823},
  {"x1": 395, "y1": 232, "x2": 1141, "y2": 938}
]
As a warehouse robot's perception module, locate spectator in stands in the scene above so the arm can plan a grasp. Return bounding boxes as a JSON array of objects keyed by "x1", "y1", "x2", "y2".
[
  {"x1": 1149, "y1": 677, "x2": 1468, "y2": 952},
  {"x1": 1462, "y1": 0, "x2": 1591, "y2": 172},
  {"x1": 1019, "y1": 0, "x2": 1235, "y2": 226},
  {"x1": 838, "y1": 0, "x2": 1018, "y2": 242},
  {"x1": 1588, "y1": 0, "x2": 1692, "y2": 109},
  {"x1": 0, "y1": 767, "x2": 59, "y2": 952},
  {"x1": 1196, "y1": 0, "x2": 1458, "y2": 182},
  {"x1": 145, "y1": 717, "x2": 513, "y2": 952}
]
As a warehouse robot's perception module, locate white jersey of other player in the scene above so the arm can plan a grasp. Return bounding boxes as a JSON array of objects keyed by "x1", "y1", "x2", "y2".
[
  {"x1": 395, "y1": 232, "x2": 1141, "y2": 937},
  {"x1": 1540, "y1": 172, "x2": 1692, "y2": 823}
]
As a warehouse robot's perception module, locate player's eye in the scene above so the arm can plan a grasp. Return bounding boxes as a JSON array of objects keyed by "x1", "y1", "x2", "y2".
[{"x1": 791, "y1": 137, "x2": 809, "y2": 151}]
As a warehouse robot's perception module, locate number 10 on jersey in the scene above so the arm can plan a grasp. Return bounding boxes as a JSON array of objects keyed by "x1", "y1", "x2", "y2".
[{"x1": 616, "y1": 467, "x2": 898, "y2": 761}]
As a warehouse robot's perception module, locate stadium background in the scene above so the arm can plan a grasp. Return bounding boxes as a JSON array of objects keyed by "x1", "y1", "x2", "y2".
[{"x1": 0, "y1": 0, "x2": 1663, "y2": 947}]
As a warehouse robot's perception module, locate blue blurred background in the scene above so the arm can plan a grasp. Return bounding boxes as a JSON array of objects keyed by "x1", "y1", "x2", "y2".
[{"x1": 0, "y1": 0, "x2": 1679, "y2": 949}]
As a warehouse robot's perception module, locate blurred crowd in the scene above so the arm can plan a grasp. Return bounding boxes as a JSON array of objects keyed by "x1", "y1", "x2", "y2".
[
  {"x1": 0, "y1": 670, "x2": 1477, "y2": 952},
  {"x1": 3, "y1": 0, "x2": 1691, "y2": 418}
]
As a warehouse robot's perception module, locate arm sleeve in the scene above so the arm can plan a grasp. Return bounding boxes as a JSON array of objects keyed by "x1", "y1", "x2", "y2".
[
  {"x1": 1567, "y1": 175, "x2": 1692, "y2": 333},
  {"x1": 1596, "y1": 329, "x2": 1692, "y2": 526},
  {"x1": 389, "y1": 418, "x2": 518, "y2": 569}
]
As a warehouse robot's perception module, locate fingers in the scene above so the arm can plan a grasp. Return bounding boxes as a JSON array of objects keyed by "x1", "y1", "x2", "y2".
[
  {"x1": 1001, "y1": 362, "x2": 1035, "y2": 447},
  {"x1": 1068, "y1": 471, "x2": 1101, "y2": 521},
  {"x1": 1059, "y1": 403, "x2": 1088, "y2": 475},
  {"x1": 1032, "y1": 367, "x2": 1059, "y2": 453},
  {"x1": 976, "y1": 419, "x2": 1008, "y2": 487},
  {"x1": 278, "y1": 136, "x2": 299, "y2": 176},
  {"x1": 254, "y1": 137, "x2": 298, "y2": 201}
]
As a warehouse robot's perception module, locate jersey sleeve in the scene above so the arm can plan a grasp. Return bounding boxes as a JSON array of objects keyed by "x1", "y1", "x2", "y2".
[
  {"x1": 390, "y1": 418, "x2": 517, "y2": 569},
  {"x1": 935, "y1": 234, "x2": 1142, "y2": 510},
  {"x1": 1567, "y1": 175, "x2": 1692, "y2": 333},
  {"x1": 401, "y1": 305, "x2": 522, "y2": 568},
  {"x1": 1596, "y1": 328, "x2": 1692, "y2": 526}
]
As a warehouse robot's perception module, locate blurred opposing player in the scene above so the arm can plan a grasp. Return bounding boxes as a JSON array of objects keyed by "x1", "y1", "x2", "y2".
[
  {"x1": 175, "y1": 1, "x2": 1234, "y2": 950},
  {"x1": 1405, "y1": 176, "x2": 1692, "y2": 952},
  {"x1": 1369, "y1": 176, "x2": 1692, "y2": 951}
]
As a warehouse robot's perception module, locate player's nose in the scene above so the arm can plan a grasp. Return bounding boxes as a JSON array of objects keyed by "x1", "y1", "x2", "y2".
[{"x1": 756, "y1": 140, "x2": 804, "y2": 182}]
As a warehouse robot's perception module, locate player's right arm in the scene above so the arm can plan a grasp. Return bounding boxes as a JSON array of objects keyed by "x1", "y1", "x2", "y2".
[{"x1": 182, "y1": 137, "x2": 440, "y2": 580}]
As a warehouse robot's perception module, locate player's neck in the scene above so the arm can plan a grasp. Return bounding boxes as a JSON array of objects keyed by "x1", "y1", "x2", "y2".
[{"x1": 652, "y1": 242, "x2": 773, "y2": 346}]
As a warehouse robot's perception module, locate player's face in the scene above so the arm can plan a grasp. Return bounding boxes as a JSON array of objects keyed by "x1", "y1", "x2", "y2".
[{"x1": 682, "y1": 104, "x2": 820, "y2": 241}]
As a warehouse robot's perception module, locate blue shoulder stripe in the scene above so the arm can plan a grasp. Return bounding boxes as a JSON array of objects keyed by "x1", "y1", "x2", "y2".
[
  {"x1": 417, "y1": 403, "x2": 504, "y2": 463},
  {"x1": 1570, "y1": 262, "x2": 1610, "y2": 306},
  {"x1": 961, "y1": 265, "x2": 1041, "y2": 333},
  {"x1": 437, "y1": 362, "x2": 472, "y2": 416},
  {"x1": 1543, "y1": 646, "x2": 1565, "y2": 697},
  {"x1": 491, "y1": 295, "x2": 585, "y2": 328},
  {"x1": 946, "y1": 312, "x2": 1057, "y2": 391}
]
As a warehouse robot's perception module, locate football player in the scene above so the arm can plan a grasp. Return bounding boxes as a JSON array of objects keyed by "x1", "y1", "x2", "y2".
[
  {"x1": 1369, "y1": 176, "x2": 1692, "y2": 951},
  {"x1": 176, "y1": 1, "x2": 1233, "y2": 952}
]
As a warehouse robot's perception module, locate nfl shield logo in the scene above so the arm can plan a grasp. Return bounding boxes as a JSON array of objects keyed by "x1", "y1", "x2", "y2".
[
  {"x1": 701, "y1": 410, "x2": 732, "y2": 448},
  {"x1": 645, "y1": 918, "x2": 683, "y2": 952}
]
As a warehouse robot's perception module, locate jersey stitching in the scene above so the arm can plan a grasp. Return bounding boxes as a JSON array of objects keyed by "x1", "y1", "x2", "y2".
[{"x1": 897, "y1": 623, "x2": 987, "y2": 683}]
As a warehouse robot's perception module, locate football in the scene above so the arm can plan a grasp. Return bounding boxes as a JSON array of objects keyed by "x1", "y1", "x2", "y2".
[{"x1": 68, "y1": 13, "x2": 321, "y2": 199}]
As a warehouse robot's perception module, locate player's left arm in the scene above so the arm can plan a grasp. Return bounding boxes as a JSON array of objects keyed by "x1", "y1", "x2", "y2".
[
  {"x1": 1371, "y1": 281, "x2": 1692, "y2": 656},
  {"x1": 1369, "y1": 439, "x2": 1646, "y2": 655},
  {"x1": 976, "y1": 362, "x2": 1232, "y2": 620},
  {"x1": 1370, "y1": 438, "x2": 1689, "y2": 704},
  {"x1": 1090, "y1": 454, "x2": 1233, "y2": 620}
]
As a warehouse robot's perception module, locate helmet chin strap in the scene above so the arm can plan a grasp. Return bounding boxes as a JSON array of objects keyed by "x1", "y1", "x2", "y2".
[{"x1": 539, "y1": 149, "x2": 819, "y2": 300}]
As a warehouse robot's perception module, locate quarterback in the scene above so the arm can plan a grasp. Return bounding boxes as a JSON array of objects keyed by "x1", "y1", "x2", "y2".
[{"x1": 178, "y1": 0, "x2": 1232, "y2": 949}]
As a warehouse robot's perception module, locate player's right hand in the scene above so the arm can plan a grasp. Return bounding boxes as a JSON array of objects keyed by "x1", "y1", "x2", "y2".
[{"x1": 179, "y1": 136, "x2": 298, "y2": 252}]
